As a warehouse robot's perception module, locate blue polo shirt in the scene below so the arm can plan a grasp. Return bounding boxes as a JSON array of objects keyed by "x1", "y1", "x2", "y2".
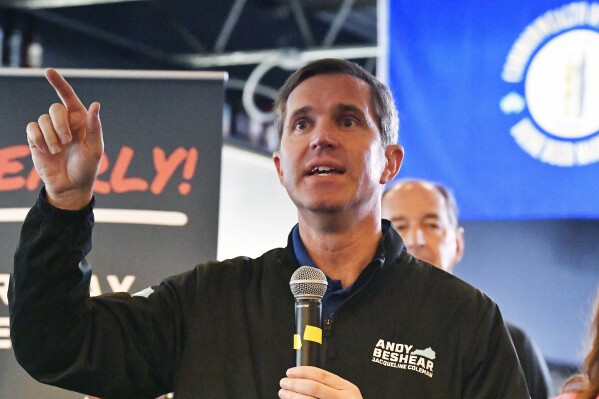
[{"x1": 291, "y1": 223, "x2": 387, "y2": 320}]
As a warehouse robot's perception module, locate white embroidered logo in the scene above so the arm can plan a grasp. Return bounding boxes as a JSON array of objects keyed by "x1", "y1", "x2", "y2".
[{"x1": 371, "y1": 339, "x2": 435, "y2": 378}]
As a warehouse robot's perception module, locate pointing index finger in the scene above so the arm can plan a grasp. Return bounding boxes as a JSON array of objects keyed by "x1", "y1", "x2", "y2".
[{"x1": 45, "y1": 68, "x2": 86, "y2": 113}]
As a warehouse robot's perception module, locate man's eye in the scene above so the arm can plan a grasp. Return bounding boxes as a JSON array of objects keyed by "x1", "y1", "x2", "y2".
[
  {"x1": 342, "y1": 118, "x2": 357, "y2": 127},
  {"x1": 295, "y1": 120, "x2": 308, "y2": 130}
]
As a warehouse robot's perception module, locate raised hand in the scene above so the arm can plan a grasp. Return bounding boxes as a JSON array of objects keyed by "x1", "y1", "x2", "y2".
[
  {"x1": 279, "y1": 366, "x2": 362, "y2": 399},
  {"x1": 26, "y1": 68, "x2": 104, "y2": 210}
]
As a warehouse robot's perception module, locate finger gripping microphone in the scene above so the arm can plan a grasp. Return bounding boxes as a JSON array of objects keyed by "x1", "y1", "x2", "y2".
[{"x1": 289, "y1": 266, "x2": 328, "y2": 367}]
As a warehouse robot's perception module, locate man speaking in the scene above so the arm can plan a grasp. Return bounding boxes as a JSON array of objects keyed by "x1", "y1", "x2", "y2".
[{"x1": 10, "y1": 59, "x2": 529, "y2": 398}]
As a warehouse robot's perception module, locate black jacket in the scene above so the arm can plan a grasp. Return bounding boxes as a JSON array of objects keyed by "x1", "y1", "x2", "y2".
[
  {"x1": 9, "y1": 192, "x2": 530, "y2": 398},
  {"x1": 507, "y1": 322, "x2": 554, "y2": 399}
]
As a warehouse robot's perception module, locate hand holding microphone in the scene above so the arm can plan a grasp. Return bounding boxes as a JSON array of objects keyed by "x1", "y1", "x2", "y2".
[{"x1": 281, "y1": 267, "x2": 363, "y2": 399}]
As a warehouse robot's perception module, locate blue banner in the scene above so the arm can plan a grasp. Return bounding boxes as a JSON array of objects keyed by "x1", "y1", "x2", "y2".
[{"x1": 386, "y1": 1, "x2": 599, "y2": 219}]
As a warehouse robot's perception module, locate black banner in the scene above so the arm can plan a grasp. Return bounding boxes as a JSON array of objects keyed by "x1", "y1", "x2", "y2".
[{"x1": 0, "y1": 68, "x2": 226, "y2": 398}]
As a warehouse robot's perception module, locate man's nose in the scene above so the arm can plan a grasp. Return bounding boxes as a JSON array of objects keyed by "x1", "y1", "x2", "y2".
[
  {"x1": 310, "y1": 121, "x2": 338, "y2": 150},
  {"x1": 404, "y1": 227, "x2": 426, "y2": 248}
]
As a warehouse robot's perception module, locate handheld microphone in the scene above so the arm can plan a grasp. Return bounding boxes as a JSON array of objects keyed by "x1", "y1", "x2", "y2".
[{"x1": 289, "y1": 266, "x2": 328, "y2": 367}]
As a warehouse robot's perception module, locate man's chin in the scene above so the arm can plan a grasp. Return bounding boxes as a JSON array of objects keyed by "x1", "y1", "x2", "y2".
[
  {"x1": 293, "y1": 197, "x2": 346, "y2": 212},
  {"x1": 411, "y1": 253, "x2": 437, "y2": 268},
  {"x1": 307, "y1": 204, "x2": 345, "y2": 214}
]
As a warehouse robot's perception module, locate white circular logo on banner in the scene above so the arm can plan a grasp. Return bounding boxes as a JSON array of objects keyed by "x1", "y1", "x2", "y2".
[{"x1": 500, "y1": 2, "x2": 599, "y2": 167}]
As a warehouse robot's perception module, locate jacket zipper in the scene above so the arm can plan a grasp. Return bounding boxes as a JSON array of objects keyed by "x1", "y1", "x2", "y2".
[{"x1": 320, "y1": 260, "x2": 384, "y2": 368}]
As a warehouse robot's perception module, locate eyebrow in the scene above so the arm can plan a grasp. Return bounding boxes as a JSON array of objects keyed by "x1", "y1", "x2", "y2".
[
  {"x1": 422, "y1": 213, "x2": 441, "y2": 221},
  {"x1": 288, "y1": 103, "x2": 365, "y2": 119},
  {"x1": 287, "y1": 106, "x2": 313, "y2": 122},
  {"x1": 390, "y1": 213, "x2": 441, "y2": 223},
  {"x1": 333, "y1": 103, "x2": 364, "y2": 116}
]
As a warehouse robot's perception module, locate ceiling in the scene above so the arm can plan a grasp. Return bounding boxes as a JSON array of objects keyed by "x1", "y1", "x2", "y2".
[
  {"x1": 0, "y1": 0, "x2": 378, "y2": 70},
  {"x1": 0, "y1": 0, "x2": 379, "y2": 152}
]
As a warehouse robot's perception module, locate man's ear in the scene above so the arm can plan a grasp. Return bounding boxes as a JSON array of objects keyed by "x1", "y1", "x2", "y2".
[
  {"x1": 380, "y1": 144, "x2": 404, "y2": 184},
  {"x1": 454, "y1": 226, "x2": 465, "y2": 265},
  {"x1": 273, "y1": 151, "x2": 284, "y2": 184},
  {"x1": 444, "y1": 227, "x2": 464, "y2": 274}
]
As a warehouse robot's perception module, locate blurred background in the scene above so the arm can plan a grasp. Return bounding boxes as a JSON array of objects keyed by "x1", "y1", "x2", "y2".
[{"x1": 1, "y1": 0, "x2": 598, "y2": 396}]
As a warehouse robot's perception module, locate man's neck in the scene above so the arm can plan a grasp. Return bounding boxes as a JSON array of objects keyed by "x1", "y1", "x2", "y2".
[{"x1": 297, "y1": 213, "x2": 383, "y2": 288}]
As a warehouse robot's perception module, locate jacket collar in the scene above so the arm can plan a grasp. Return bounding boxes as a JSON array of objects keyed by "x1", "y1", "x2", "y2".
[{"x1": 281, "y1": 219, "x2": 407, "y2": 276}]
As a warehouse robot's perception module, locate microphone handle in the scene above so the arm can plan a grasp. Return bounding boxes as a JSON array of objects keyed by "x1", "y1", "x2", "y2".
[{"x1": 294, "y1": 298, "x2": 323, "y2": 367}]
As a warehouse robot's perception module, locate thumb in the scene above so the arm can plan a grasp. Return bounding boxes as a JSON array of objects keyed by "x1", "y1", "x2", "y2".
[{"x1": 86, "y1": 102, "x2": 104, "y2": 150}]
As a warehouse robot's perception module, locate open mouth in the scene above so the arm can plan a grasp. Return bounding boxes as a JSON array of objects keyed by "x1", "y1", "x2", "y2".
[{"x1": 308, "y1": 166, "x2": 344, "y2": 176}]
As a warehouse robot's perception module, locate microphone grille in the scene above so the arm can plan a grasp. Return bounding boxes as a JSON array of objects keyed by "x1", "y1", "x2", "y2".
[{"x1": 289, "y1": 266, "x2": 328, "y2": 299}]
